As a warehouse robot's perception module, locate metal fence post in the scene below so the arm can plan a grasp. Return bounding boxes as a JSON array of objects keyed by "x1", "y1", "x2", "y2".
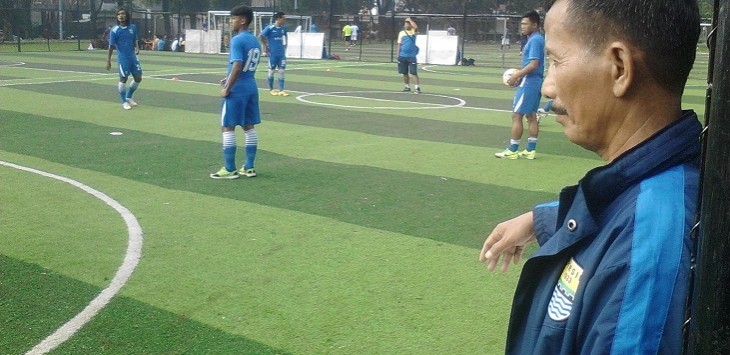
[{"x1": 687, "y1": 0, "x2": 730, "y2": 353}]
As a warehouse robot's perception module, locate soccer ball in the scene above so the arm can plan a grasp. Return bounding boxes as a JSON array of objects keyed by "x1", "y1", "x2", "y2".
[{"x1": 502, "y1": 68, "x2": 519, "y2": 87}]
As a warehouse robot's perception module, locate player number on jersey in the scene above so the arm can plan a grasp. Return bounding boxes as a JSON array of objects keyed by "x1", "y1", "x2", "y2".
[{"x1": 242, "y1": 48, "x2": 261, "y2": 72}]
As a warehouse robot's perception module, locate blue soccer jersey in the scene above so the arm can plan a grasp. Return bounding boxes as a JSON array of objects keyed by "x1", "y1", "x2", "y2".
[
  {"x1": 226, "y1": 30, "x2": 261, "y2": 94},
  {"x1": 109, "y1": 24, "x2": 138, "y2": 62},
  {"x1": 260, "y1": 24, "x2": 287, "y2": 56},
  {"x1": 397, "y1": 29, "x2": 418, "y2": 58},
  {"x1": 521, "y1": 31, "x2": 545, "y2": 87}
]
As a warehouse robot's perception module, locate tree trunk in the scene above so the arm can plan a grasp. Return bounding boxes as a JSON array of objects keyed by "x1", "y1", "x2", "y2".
[{"x1": 162, "y1": 0, "x2": 171, "y2": 36}]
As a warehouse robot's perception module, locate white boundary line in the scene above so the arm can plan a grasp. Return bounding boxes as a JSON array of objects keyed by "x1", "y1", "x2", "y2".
[
  {"x1": 0, "y1": 63, "x2": 513, "y2": 112},
  {"x1": 296, "y1": 90, "x2": 466, "y2": 110},
  {"x1": 0, "y1": 161, "x2": 144, "y2": 355},
  {"x1": 7, "y1": 67, "x2": 109, "y2": 75},
  {"x1": 421, "y1": 65, "x2": 475, "y2": 76},
  {"x1": 0, "y1": 62, "x2": 387, "y2": 87},
  {"x1": 0, "y1": 61, "x2": 27, "y2": 67},
  {"x1": 0, "y1": 76, "x2": 111, "y2": 87}
]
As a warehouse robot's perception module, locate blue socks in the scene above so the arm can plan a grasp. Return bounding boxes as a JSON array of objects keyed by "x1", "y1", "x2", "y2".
[
  {"x1": 244, "y1": 129, "x2": 258, "y2": 169},
  {"x1": 118, "y1": 82, "x2": 127, "y2": 103},
  {"x1": 127, "y1": 81, "x2": 139, "y2": 100},
  {"x1": 222, "y1": 131, "x2": 236, "y2": 172},
  {"x1": 542, "y1": 100, "x2": 553, "y2": 112},
  {"x1": 221, "y1": 129, "x2": 257, "y2": 171}
]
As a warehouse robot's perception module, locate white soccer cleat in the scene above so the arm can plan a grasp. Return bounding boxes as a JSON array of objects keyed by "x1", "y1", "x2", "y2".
[
  {"x1": 537, "y1": 108, "x2": 548, "y2": 124},
  {"x1": 238, "y1": 167, "x2": 257, "y2": 178},
  {"x1": 122, "y1": 102, "x2": 132, "y2": 110},
  {"x1": 126, "y1": 98, "x2": 138, "y2": 107}
]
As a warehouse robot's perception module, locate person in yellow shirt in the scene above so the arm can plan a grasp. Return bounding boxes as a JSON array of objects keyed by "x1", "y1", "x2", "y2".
[
  {"x1": 342, "y1": 23, "x2": 352, "y2": 49},
  {"x1": 396, "y1": 18, "x2": 421, "y2": 93}
]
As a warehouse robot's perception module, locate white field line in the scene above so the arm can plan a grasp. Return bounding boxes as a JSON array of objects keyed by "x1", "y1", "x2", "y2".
[
  {"x1": 421, "y1": 65, "x2": 474, "y2": 76},
  {"x1": 0, "y1": 62, "x2": 511, "y2": 112},
  {"x1": 296, "y1": 91, "x2": 467, "y2": 110},
  {"x1": 0, "y1": 161, "x2": 144, "y2": 355}
]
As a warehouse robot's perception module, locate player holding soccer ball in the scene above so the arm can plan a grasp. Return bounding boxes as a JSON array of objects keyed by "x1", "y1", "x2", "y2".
[{"x1": 494, "y1": 11, "x2": 545, "y2": 160}]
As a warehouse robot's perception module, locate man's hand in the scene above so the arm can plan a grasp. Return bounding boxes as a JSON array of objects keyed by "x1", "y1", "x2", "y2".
[
  {"x1": 106, "y1": 60, "x2": 111, "y2": 71},
  {"x1": 479, "y1": 212, "x2": 536, "y2": 272},
  {"x1": 507, "y1": 73, "x2": 521, "y2": 87},
  {"x1": 407, "y1": 18, "x2": 418, "y2": 31}
]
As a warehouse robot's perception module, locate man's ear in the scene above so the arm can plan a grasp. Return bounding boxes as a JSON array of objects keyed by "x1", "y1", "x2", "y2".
[{"x1": 608, "y1": 41, "x2": 635, "y2": 97}]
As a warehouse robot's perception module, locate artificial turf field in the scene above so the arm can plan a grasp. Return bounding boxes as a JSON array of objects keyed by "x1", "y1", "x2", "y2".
[{"x1": 0, "y1": 47, "x2": 708, "y2": 354}]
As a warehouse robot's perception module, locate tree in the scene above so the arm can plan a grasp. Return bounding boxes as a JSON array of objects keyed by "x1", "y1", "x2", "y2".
[
  {"x1": 0, "y1": 0, "x2": 33, "y2": 40},
  {"x1": 88, "y1": 0, "x2": 107, "y2": 40},
  {"x1": 0, "y1": 0, "x2": 13, "y2": 40},
  {"x1": 698, "y1": 0, "x2": 713, "y2": 18},
  {"x1": 135, "y1": 0, "x2": 211, "y2": 35}
]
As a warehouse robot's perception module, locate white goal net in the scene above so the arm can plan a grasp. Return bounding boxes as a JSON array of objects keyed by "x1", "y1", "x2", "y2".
[{"x1": 188, "y1": 11, "x2": 312, "y2": 55}]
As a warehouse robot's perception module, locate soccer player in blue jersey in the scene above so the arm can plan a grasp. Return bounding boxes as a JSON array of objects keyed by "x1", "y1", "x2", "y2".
[
  {"x1": 210, "y1": 4, "x2": 261, "y2": 179},
  {"x1": 106, "y1": 7, "x2": 142, "y2": 110},
  {"x1": 495, "y1": 11, "x2": 545, "y2": 160},
  {"x1": 260, "y1": 12, "x2": 289, "y2": 97}
]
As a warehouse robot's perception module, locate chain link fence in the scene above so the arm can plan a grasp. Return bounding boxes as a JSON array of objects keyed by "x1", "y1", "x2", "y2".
[
  {"x1": 307, "y1": 13, "x2": 524, "y2": 68},
  {"x1": 0, "y1": 4, "x2": 710, "y2": 76},
  {"x1": 0, "y1": 5, "x2": 118, "y2": 53},
  {"x1": 0, "y1": 4, "x2": 199, "y2": 53},
  {"x1": 1, "y1": 5, "x2": 524, "y2": 69}
]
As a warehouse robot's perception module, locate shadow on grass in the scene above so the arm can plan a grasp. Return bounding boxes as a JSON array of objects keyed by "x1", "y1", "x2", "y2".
[
  {"x1": 1, "y1": 111, "x2": 554, "y2": 249},
  {"x1": 0, "y1": 255, "x2": 290, "y2": 354}
]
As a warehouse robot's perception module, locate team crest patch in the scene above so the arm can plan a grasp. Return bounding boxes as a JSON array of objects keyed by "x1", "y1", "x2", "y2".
[{"x1": 547, "y1": 258, "x2": 583, "y2": 321}]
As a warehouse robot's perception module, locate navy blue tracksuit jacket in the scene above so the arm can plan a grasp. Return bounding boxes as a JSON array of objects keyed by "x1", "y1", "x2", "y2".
[{"x1": 506, "y1": 111, "x2": 701, "y2": 354}]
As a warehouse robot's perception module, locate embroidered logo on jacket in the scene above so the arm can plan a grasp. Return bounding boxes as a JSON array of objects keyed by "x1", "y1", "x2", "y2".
[{"x1": 547, "y1": 258, "x2": 583, "y2": 321}]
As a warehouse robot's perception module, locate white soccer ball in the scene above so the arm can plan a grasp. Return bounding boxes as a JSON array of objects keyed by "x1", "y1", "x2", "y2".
[{"x1": 502, "y1": 68, "x2": 519, "y2": 87}]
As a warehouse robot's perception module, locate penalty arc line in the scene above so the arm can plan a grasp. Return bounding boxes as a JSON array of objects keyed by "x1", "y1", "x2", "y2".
[{"x1": 0, "y1": 161, "x2": 144, "y2": 355}]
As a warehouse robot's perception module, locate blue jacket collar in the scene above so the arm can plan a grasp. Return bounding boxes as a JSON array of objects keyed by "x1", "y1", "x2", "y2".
[{"x1": 581, "y1": 110, "x2": 701, "y2": 216}]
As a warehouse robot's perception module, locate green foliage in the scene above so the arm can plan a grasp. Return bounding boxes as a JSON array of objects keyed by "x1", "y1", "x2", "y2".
[{"x1": 698, "y1": 0, "x2": 713, "y2": 18}]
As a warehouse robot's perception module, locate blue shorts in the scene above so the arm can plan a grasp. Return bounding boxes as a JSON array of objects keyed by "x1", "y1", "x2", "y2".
[
  {"x1": 117, "y1": 58, "x2": 142, "y2": 79},
  {"x1": 220, "y1": 91, "x2": 261, "y2": 127},
  {"x1": 268, "y1": 55, "x2": 286, "y2": 69},
  {"x1": 397, "y1": 56, "x2": 418, "y2": 75},
  {"x1": 513, "y1": 85, "x2": 542, "y2": 115}
]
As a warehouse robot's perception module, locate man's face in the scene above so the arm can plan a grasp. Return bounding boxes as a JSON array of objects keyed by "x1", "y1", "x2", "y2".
[
  {"x1": 520, "y1": 18, "x2": 536, "y2": 36},
  {"x1": 404, "y1": 19, "x2": 412, "y2": 30},
  {"x1": 116, "y1": 10, "x2": 127, "y2": 24},
  {"x1": 230, "y1": 15, "x2": 245, "y2": 31},
  {"x1": 276, "y1": 15, "x2": 286, "y2": 26},
  {"x1": 542, "y1": 0, "x2": 615, "y2": 153}
]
